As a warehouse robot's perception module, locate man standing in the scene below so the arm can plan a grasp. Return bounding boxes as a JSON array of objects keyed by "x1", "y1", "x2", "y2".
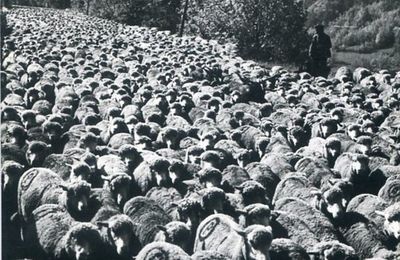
[{"x1": 309, "y1": 24, "x2": 332, "y2": 77}]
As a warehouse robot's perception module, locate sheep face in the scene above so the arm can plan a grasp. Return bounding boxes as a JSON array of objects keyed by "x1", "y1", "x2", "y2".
[
  {"x1": 63, "y1": 183, "x2": 91, "y2": 217},
  {"x1": 347, "y1": 128, "x2": 360, "y2": 141},
  {"x1": 200, "y1": 137, "x2": 215, "y2": 151},
  {"x1": 243, "y1": 226, "x2": 272, "y2": 260},
  {"x1": 22, "y1": 113, "x2": 36, "y2": 129},
  {"x1": 153, "y1": 169, "x2": 171, "y2": 187},
  {"x1": 111, "y1": 182, "x2": 130, "y2": 207},
  {"x1": 350, "y1": 158, "x2": 369, "y2": 181},
  {"x1": 320, "y1": 125, "x2": 334, "y2": 138},
  {"x1": 26, "y1": 142, "x2": 48, "y2": 166},
  {"x1": 73, "y1": 240, "x2": 91, "y2": 260},
  {"x1": 385, "y1": 219, "x2": 400, "y2": 240},
  {"x1": 377, "y1": 205, "x2": 400, "y2": 240},
  {"x1": 66, "y1": 224, "x2": 101, "y2": 260},
  {"x1": 249, "y1": 214, "x2": 270, "y2": 227},
  {"x1": 111, "y1": 231, "x2": 132, "y2": 256}
]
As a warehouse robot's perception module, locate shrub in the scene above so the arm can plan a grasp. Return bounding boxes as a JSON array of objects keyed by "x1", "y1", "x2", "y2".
[
  {"x1": 71, "y1": 0, "x2": 180, "y2": 32},
  {"x1": 185, "y1": 0, "x2": 308, "y2": 62}
]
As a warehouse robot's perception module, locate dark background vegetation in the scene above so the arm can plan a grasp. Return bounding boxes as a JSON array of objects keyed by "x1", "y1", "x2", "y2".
[{"x1": 2, "y1": 0, "x2": 400, "y2": 69}]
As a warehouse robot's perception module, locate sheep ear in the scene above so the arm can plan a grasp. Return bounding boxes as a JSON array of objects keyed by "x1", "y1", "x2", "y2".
[
  {"x1": 235, "y1": 185, "x2": 244, "y2": 191},
  {"x1": 342, "y1": 199, "x2": 347, "y2": 208},
  {"x1": 59, "y1": 184, "x2": 69, "y2": 191},
  {"x1": 156, "y1": 225, "x2": 167, "y2": 232},
  {"x1": 97, "y1": 221, "x2": 109, "y2": 228},
  {"x1": 375, "y1": 210, "x2": 386, "y2": 217},
  {"x1": 270, "y1": 210, "x2": 279, "y2": 221},
  {"x1": 46, "y1": 144, "x2": 51, "y2": 149},
  {"x1": 307, "y1": 250, "x2": 319, "y2": 255}
]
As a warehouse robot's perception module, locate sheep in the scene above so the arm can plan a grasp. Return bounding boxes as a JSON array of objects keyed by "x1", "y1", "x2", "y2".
[
  {"x1": 191, "y1": 251, "x2": 229, "y2": 260},
  {"x1": 95, "y1": 214, "x2": 139, "y2": 259},
  {"x1": 336, "y1": 211, "x2": 399, "y2": 259},
  {"x1": 378, "y1": 177, "x2": 400, "y2": 205},
  {"x1": 18, "y1": 168, "x2": 92, "y2": 222},
  {"x1": 135, "y1": 241, "x2": 191, "y2": 260},
  {"x1": 133, "y1": 158, "x2": 172, "y2": 194},
  {"x1": 294, "y1": 156, "x2": 337, "y2": 188},
  {"x1": 334, "y1": 153, "x2": 372, "y2": 195},
  {"x1": 272, "y1": 174, "x2": 319, "y2": 205},
  {"x1": 273, "y1": 198, "x2": 339, "y2": 250},
  {"x1": 308, "y1": 241, "x2": 357, "y2": 260},
  {"x1": 123, "y1": 196, "x2": 172, "y2": 247},
  {"x1": 269, "y1": 238, "x2": 309, "y2": 260},
  {"x1": 194, "y1": 214, "x2": 273, "y2": 260},
  {"x1": 221, "y1": 165, "x2": 251, "y2": 192},
  {"x1": 260, "y1": 153, "x2": 294, "y2": 179},
  {"x1": 236, "y1": 203, "x2": 271, "y2": 227},
  {"x1": 97, "y1": 154, "x2": 129, "y2": 176},
  {"x1": 42, "y1": 153, "x2": 75, "y2": 181},
  {"x1": 245, "y1": 162, "x2": 280, "y2": 200},
  {"x1": 107, "y1": 132, "x2": 134, "y2": 150},
  {"x1": 26, "y1": 204, "x2": 104, "y2": 260},
  {"x1": 2, "y1": 161, "x2": 25, "y2": 217},
  {"x1": 375, "y1": 203, "x2": 400, "y2": 250},
  {"x1": 156, "y1": 221, "x2": 192, "y2": 253},
  {"x1": 1, "y1": 142, "x2": 27, "y2": 165},
  {"x1": 146, "y1": 187, "x2": 183, "y2": 220},
  {"x1": 346, "y1": 194, "x2": 388, "y2": 228}
]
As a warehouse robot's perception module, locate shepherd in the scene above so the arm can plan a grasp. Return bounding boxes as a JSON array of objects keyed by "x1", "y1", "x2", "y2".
[{"x1": 309, "y1": 24, "x2": 332, "y2": 77}]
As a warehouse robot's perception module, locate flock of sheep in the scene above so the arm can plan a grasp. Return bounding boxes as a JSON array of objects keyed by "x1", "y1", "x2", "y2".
[{"x1": 1, "y1": 6, "x2": 400, "y2": 260}]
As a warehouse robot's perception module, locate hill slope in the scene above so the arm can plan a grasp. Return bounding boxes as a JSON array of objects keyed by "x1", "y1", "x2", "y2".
[{"x1": 306, "y1": 0, "x2": 400, "y2": 69}]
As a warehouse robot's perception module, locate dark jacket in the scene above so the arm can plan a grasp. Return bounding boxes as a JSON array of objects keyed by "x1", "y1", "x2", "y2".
[{"x1": 309, "y1": 32, "x2": 332, "y2": 59}]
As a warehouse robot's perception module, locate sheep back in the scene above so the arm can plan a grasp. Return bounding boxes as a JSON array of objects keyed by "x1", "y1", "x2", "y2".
[
  {"x1": 136, "y1": 241, "x2": 191, "y2": 260},
  {"x1": 18, "y1": 168, "x2": 63, "y2": 221},
  {"x1": 123, "y1": 197, "x2": 171, "y2": 246}
]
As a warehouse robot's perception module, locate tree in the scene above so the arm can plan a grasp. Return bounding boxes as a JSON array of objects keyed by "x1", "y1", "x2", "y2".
[{"x1": 185, "y1": 0, "x2": 308, "y2": 62}]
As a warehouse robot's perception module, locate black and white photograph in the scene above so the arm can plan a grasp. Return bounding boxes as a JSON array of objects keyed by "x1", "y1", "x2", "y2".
[{"x1": 1, "y1": 0, "x2": 400, "y2": 259}]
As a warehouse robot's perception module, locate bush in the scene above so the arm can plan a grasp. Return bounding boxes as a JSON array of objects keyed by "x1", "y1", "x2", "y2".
[
  {"x1": 71, "y1": 0, "x2": 180, "y2": 32},
  {"x1": 185, "y1": 0, "x2": 308, "y2": 62}
]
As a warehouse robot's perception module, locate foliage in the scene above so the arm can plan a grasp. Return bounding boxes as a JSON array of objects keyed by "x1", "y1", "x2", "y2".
[
  {"x1": 71, "y1": 0, "x2": 181, "y2": 32},
  {"x1": 8, "y1": 0, "x2": 71, "y2": 8},
  {"x1": 184, "y1": 0, "x2": 308, "y2": 62}
]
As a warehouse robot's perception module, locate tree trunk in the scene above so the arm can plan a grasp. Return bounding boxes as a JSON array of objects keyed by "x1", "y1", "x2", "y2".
[{"x1": 179, "y1": 0, "x2": 189, "y2": 37}]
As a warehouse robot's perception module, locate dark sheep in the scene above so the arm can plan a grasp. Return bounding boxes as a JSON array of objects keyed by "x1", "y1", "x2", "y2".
[
  {"x1": 272, "y1": 174, "x2": 319, "y2": 205},
  {"x1": 269, "y1": 238, "x2": 310, "y2": 260},
  {"x1": 18, "y1": 168, "x2": 92, "y2": 222},
  {"x1": 273, "y1": 198, "x2": 339, "y2": 250},
  {"x1": 378, "y1": 177, "x2": 400, "y2": 205},
  {"x1": 193, "y1": 214, "x2": 273, "y2": 260},
  {"x1": 26, "y1": 204, "x2": 104, "y2": 260},
  {"x1": 123, "y1": 196, "x2": 172, "y2": 247},
  {"x1": 135, "y1": 241, "x2": 191, "y2": 260},
  {"x1": 133, "y1": 158, "x2": 171, "y2": 194},
  {"x1": 146, "y1": 187, "x2": 183, "y2": 220},
  {"x1": 245, "y1": 162, "x2": 280, "y2": 200}
]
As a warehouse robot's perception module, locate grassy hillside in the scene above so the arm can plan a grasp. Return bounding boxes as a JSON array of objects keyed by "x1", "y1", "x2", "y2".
[{"x1": 306, "y1": 0, "x2": 400, "y2": 70}]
